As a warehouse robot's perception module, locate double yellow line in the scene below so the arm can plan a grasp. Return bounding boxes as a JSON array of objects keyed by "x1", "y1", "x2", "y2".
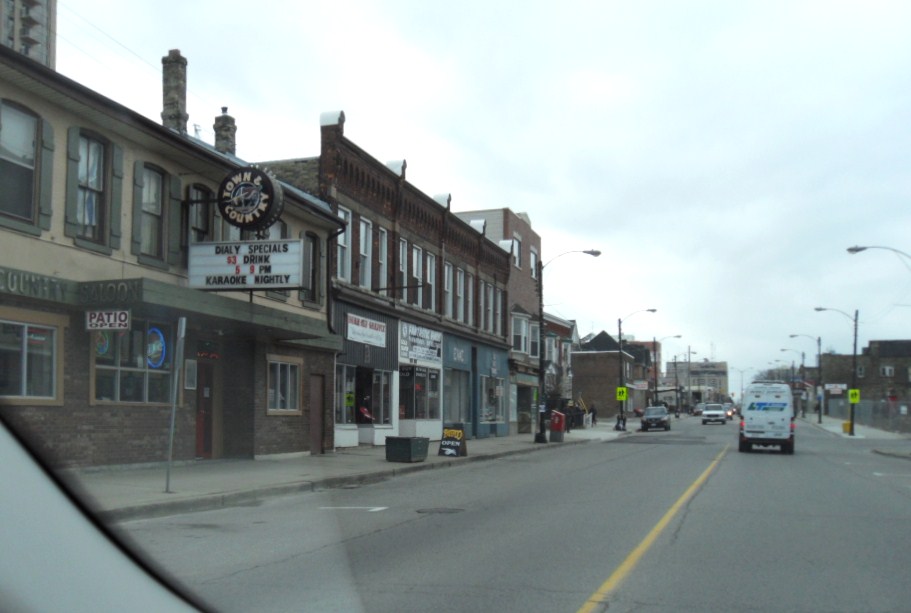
[{"x1": 577, "y1": 445, "x2": 729, "y2": 613}]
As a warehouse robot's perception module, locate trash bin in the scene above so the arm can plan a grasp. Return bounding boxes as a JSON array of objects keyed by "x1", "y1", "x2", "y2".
[
  {"x1": 550, "y1": 410, "x2": 565, "y2": 442},
  {"x1": 386, "y1": 436, "x2": 430, "y2": 462},
  {"x1": 842, "y1": 421, "x2": 851, "y2": 434}
]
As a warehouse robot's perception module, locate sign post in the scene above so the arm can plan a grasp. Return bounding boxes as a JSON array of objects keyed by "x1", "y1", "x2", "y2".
[{"x1": 165, "y1": 317, "x2": 187, "y2": 493}]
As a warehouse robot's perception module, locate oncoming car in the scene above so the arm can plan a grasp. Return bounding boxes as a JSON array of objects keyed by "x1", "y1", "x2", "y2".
[
  {"x1": 641, "y1": 406, "x2": 671, "y2": 431},
  {"x1": 702, "y1": 403, "x2": 727, "y2": 425}
]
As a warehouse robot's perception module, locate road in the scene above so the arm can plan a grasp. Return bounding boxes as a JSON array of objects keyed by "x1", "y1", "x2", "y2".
[{"x1": 117, "y1": 417, "x2": 911, "y2": 612}]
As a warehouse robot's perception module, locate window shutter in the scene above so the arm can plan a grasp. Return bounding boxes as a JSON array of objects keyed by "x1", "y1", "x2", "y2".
[
  {"x1": 167, "y1": 174, "x2": 182, "y2": 265},
  {"x1": 63, "y1": 126, "x2": 81, "y2": 238},
  {"x1": 130, "y1": 160, "x2": 145, "y2": 255},
  {"x1": 110, "y1": 144, "x2": 124, "y2": 250},
  {"x1": 37, "y1": 119, "x2": 54, "y2": 231}
]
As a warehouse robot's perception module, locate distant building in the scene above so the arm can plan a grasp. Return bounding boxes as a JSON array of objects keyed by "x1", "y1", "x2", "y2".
[{"x1": 1, "y1": 0, "x2": 55, "y2": 68}]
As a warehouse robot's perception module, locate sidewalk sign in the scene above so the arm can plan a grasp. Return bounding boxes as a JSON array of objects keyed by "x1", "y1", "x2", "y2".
[{"x1": 438, "y1": 424, "x2": 467, "y2": 457}]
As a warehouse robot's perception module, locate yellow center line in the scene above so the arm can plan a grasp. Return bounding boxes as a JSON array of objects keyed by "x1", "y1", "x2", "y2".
[{"x1": 577, "y1": 444, "x2": 729, "y2": 613}]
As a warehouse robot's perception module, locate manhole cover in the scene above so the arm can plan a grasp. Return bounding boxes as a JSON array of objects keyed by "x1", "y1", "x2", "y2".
[{"x1": 416, "y1": 508, "x2": 464, "y2": 514}]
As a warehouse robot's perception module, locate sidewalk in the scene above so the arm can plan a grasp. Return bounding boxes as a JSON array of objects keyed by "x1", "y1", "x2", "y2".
[
  {"x1": 799, "y1": 412, "x2": 911, "y2": 460},
  {"x1": 60, "y1": 424, "x2": 625, "y2": 523}
]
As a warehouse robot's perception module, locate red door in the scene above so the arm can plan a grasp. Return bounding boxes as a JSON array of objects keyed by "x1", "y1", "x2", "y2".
[{"x1": 195, "y1": 363, "x2": 213, "y2": 459}]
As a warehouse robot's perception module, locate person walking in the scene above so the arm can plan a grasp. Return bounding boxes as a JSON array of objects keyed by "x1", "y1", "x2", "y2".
[{"x1": 590, "y1": 404, "x2": 597, "y2": 426}]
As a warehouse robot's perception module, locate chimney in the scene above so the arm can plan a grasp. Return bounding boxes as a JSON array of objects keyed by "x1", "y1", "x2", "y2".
[
  {"x1": 213, "y1": 107, "x2": 237, "y2": 155},
  {"x1": 161, "y1": 49, "x2": 188, "y2": 134}
]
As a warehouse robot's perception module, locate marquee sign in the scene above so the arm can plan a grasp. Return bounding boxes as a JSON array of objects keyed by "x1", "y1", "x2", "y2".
[{"x1": 188, "y1": 239, "x2": 303, "y2": 290}]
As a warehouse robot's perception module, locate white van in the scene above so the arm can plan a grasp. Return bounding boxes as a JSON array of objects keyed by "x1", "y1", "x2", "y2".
[{"x1": 738, "y1": 382, "x2": 794, "y2": 454}]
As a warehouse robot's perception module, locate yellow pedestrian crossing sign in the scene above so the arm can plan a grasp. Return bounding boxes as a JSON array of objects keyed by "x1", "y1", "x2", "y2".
[
  {"x1": 848, "y1": 389, "x2": 860, "y2": 404},
  {"x1": 616, "y1": 387, "x2": 628, "y2": 401}
]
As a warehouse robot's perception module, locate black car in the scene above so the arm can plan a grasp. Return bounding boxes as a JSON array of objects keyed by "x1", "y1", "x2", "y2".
[{"x1": 641, "y1": 406, "x2": 671, "y2": 431}]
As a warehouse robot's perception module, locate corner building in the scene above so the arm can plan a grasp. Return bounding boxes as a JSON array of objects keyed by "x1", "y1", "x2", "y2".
[
  {"x1": 265, "y1": 111, "x2": 511, "y2": 444},
  {"x1": 0, "y1": 48, "x2": 344, "y2": 467}
]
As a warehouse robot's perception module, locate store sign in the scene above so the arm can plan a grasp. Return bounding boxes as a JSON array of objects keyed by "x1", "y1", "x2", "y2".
[
  {"x1": 438, "y1": 425, "x2": 467, "y2": 457},
  {"x1": 399, "y1": 322, "x2": 442, "y2": 363},
  {"x1": 217, "y1": 166, "x2": 284, "y2": 231},
  {"x1": 347, "y1": 313, "x2": 387, "y2": 347},
  {"x1": 188, "y1": 240, "x2": 303, "y2": 290},
  {"x1": 85, "y1": 309, "x2": 130, "y2": 330}
]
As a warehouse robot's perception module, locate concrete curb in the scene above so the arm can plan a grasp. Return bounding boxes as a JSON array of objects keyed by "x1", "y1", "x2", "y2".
[{"x1": 99, "y1": 435, "x2": 597, "y2": 522}]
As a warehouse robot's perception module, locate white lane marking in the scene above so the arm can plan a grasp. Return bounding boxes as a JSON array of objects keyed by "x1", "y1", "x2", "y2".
[
  {"x1": 872, "y1": 472, "x2": 911, "y2": 478},
  {"x1": 320, "y1": 506, "x2": 388, "y2": 512}
]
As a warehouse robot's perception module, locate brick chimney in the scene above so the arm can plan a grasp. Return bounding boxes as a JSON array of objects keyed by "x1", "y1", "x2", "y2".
[
  {"x1": 213, "y1": 107, "x2": 237, "y2": 155},
  {"x1": 161, "y1": 49, "x2": 188, "y2": 134}
]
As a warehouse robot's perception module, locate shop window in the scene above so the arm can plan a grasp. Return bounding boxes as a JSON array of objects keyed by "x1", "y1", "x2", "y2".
[
  {"x1": 267, "y1": 355, "x2": 301, "y2": 413},
  {"x1": 481, "y1": 375, "x2": 505, "y2": 422},
  {"x1": 0, "y1": 319, "x2": 56, "y2": 399},
  {"x1": 335, "y1": 364, "x2": 356, "y2": 424},
  {"x1": 443, "y1": 368, "x2": 470, "y2": 424},
  {"x1": 399, "y1": 366, "x2": 441, "y2": 419},
  {"x1": 93, "y1": 320, "x2": 173, "y2": 404}
]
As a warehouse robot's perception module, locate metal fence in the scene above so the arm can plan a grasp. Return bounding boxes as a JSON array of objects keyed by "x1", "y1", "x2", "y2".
[{"x1": 824, "y1": 397, "x2": 911, "y2": 434}]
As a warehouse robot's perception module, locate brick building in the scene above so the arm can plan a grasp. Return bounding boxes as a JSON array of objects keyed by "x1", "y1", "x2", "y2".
[
  {"x1": 0, "y1": 48, "x2": 344, "y2": 466},
  {"x1": 264, "y1": 112, "x2": 512, "y2": 443}
]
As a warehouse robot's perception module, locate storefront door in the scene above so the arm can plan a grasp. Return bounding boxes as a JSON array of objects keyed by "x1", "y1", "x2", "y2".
[{"x1": 195, "y1": 362, "x2": 213, "y2": 458}]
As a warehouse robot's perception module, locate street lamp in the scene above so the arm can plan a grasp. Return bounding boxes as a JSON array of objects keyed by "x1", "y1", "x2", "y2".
[
  {"x1": 535, "y1": 248, "x2": 601, "y2": 443},
  {"x1": 652, "y1": 335, "x2": 681, "y2": 406},
  {"x1": 616, "y1": 308, "x2": 656, "y2": 430},
  {"x1": 815, "y1": 307, "x2": 859, "y2": 436},
  {"x1": 730, "y1": 366, "x2": 753, "y2": 408},
  {"x1": 847, "y1": 245, "x2": 911, "y2": 273},
  {"x1": 790, "y1": 333, "x2": 823, "y2": 423}
]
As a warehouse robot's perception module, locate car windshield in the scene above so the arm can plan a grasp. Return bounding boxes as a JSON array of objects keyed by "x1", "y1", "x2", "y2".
[{"x1": 4, "y1": 2, "x2": 911, "y2": 612}]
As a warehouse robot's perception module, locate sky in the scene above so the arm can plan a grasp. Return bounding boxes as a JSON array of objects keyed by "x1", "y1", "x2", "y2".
[{"x1": 53, "y1": 0, "x2": 911, "y2": 388}]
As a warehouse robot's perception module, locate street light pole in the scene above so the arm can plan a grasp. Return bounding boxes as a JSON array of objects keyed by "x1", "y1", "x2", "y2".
[
  {"x1": 815, "y1": 307, "x2": 859, "y2": 436},
  {"x1": 790, "y1": 333, "x2": 823, "y2": 423},
  {"x1": 535, "y1": 248, "x2": 600, "y2": 443},
  {"x1": 616, "y1": 309, "x2": 656, "y2": 430}
]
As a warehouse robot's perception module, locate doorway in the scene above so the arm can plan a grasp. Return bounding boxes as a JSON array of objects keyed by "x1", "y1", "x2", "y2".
[{"x1": 195, "y1": 362, "x2": 214, "y2": 458}]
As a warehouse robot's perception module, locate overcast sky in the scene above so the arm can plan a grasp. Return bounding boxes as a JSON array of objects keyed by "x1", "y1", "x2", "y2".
[{"x1": 55, "y1": 0, "x2": 911, "y2": 391}]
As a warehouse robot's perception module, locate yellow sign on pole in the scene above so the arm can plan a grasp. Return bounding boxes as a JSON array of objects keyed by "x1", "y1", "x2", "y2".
[
  {"x1": 848, "y1": 389, "x2": 860, "y2": 404},
  {"x1": 616, "y1": 387, "x2": 628, "y2": 401}
]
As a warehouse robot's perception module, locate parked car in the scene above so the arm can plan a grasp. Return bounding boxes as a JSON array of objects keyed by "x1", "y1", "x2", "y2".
[
  {"x1": 633, "y1": 407, "x2": 645, "y2": 417},
  {"x1": 702, "y1": 403, "x2": 727, "y2": 424},
  {"x1": 641, "y1": 406, "x2": 671, "y2": 431}
]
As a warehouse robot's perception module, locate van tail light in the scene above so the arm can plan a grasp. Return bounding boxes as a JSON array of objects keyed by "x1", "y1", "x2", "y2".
[
  {"x1": 790, "y1": 422, "x2": 796, "y2": 433},
  {"x1": 739, "y1": 420, "x2": 745, "y2": 432}
]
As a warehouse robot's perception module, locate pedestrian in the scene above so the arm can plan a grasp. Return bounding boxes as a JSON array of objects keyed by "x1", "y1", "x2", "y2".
[{"x1": 590, "y1": 404, "x2": 597, "y2": 426}]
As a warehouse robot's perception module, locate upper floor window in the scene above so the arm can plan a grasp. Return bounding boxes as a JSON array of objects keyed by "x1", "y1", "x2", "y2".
[
  {"x1": 880, "y1": 365, "x2": 894, "y2": 377},
  {"x1": 0, "y1": 101, "x2": 38, "y2": 223},
  {"x1": 377, "y1": 228, "x2": 388, "y2": 295},
  {"x1": 76, "y1": 135, "x2": 106, "y2": 241},
  {"x1": 513, "y1": 235, "x2": 523, "y2": 268},
  {"x1": 299, "y1": 231, "x2": 320, "y2": 304},
  {"x1": 185, "y1": 184, "x2": 212, "y2": 244},
  {"x1": 358, "y1": 218, "x2": 372, "y2": 289},
  {"x1": 336, "y1": 207, "x2": 351, "y2": 282},
  {"x1": 495, "y1": 288, "x2": 503, "y2": 336},
  {"x1": 398, "y1": 238, "x2": 408, "y2": 301},
  {"x1": 140, "y1": 166, "x2": 165, "y2": 258},
  {"x1": 456, "y1": 268, "x2": 465, "y2": 322},
  {"x1": 530, "y1": 248, "x2": 539, "y2": 279},
  {"x1": 425, "y1": 252, "x2": 436, "y2": 312},
  {"x1": 529, "y1": 322, "x2": 540, "y2": 358},
  {"x1": 212, "y1": 207, "x2": 241, "y2": 241},
  {"x1": 857, "y1": 365, "x2": 866, "y2": 378},
  {"x1": 512, "y1": 316, "x2": 528, "y2": 352},
  {"x1": 466, "y1": 274, "x2": 475, "y2": 326},
  {"x1": 411, "y1": 245, "x2": 423, "y2": 307},
  {"x1": 443, "y1": 263, "x2": 453, "y2": 318}
]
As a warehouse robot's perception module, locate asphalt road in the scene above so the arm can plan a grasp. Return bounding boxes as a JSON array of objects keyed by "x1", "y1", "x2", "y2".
[{"x1": 118, "y1": 417, "x2": 911, "y2": 613}]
